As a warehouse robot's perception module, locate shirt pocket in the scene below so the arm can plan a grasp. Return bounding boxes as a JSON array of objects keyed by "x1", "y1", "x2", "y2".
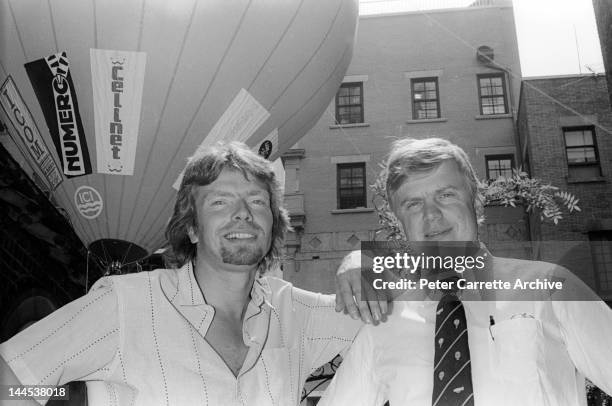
[
  {"x1": 491, "y1": 317, "x2": 542, "y2": 383},
  {"x1": 258, "y1": 346, "x2": 294, "y2": 406}
]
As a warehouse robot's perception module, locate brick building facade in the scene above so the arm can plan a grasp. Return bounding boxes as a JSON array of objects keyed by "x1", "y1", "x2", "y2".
[
  {"x1": 282, "y1": 2, "x2": 526, "y2": 293},
  {"x1": 593, "y1": 0, "x2": 612, "y2": 106},
  {"x1": 517, "y1": 74, "x2": 612, "y2": 300}
]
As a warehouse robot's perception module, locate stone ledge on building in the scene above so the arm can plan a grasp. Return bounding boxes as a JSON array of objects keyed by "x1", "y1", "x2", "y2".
[
  {"x1": 329, "y1": 123, "x2": 370, "y2": 129},
  {"x1": 405, "y1": 118, "x2": 448, "y2": 124},
  {"x1": 566, "y1": 175, "x2": 607, "y2": 184},
  {"x1": 474, "y1": 113, "x2": 513, "y2": 120},
  {"x1": 281, "y1": 148, "x2": 305, "y2": 160},
  {"x1": 331, "y1": 207, "x2": 375, "y2": 215}
]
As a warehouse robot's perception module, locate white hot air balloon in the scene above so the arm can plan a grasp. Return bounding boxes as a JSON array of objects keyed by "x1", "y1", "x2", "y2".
[{"x1": 0, "y1": 0, "x2": 359, "y2": 271}]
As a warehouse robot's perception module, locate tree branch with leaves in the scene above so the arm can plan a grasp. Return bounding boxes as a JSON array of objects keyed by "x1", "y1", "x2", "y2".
[{"x1": 371, "y1": 164, "x2": 581, "y2": 240}]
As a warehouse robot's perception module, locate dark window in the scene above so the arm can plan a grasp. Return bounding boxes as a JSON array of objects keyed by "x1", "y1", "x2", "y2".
[
  {"x1": 563, "y1": 126, "x2": 601, "y2": 178},
  {"x1": 477, "y1": 73, "x2": 508, "y2": 115},
  {"x1": 411, "y1": 77, "x2": 440, "y2": 119},
  {"x1": 590, "y1": 231, "x2": 612, "y2": 293},
  {"x1": 337, "y1": 163, "x2": 366, "y2": 209},
  {"x1": 486, "y1": 154, "x2": 515, "y2": 180},
  {"x1": 335, "y1": 82, "x2": 363, "y2": 124},
  {"x1": 563, "y1": 126, "x2": 599, "y2": 164}
]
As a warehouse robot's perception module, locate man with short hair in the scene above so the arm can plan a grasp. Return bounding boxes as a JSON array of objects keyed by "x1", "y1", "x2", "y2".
[
  {"x1": 325, "y1": 137, "x2": 612, "y2": 405},
  {"x1": 1, "y1": 142, "x2": 361, "y2": 405}
]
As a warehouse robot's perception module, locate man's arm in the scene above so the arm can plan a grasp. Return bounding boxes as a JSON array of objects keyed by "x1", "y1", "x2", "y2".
[
  {"x1": 0, "y1": 277, "x2": 119, "y2": 403},
  {"x1": 335, "y1": 250, "x2": 389, "y2": 324},
  {"x1": 317, "y1": 327, "x2": 385, "y2": 406},
  {"x1": 553, "y1": 298, "x2": 612, "y2": 395},
  {"x1": 552, "y1": 267, "x2": 612, "y2": 395},
  {"x1": 294, "y1": 287, "x2": 363, "y2": 372}
]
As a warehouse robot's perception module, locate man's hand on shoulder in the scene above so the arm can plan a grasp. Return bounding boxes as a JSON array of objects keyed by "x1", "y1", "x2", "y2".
[{"x1": 335, "y1": 250, "x2": 389, "y2": 325}]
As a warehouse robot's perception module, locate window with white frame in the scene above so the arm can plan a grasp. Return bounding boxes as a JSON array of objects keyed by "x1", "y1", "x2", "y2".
[
  {"x1": 411, "y1": 77, "x2": 440, "y2": 119},
  {"x1": 335, "y1": 82, "x2": 364, "y2": 124},
  {"x1": 477, "y1": 73, "x2": 508, "y2": 115}
]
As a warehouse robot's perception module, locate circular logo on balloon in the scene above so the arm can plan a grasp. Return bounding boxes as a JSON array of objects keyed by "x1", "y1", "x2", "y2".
[
  {"x1": 74, "y1": 186, "x2": 103, "y2": 219},
  {"x1": 258, "y1": 140, "x2": 273, "y2": 160}
]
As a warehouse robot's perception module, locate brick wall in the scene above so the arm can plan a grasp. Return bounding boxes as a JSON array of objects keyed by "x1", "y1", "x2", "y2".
[
  {"x1": 283, "y1": 6, "x2": 525, "y2": 292},
  {"x1": 592, "y1": 0, "x2": 612, "y2": 107},
  {"x1": 517, "y1": 74, "x2": 612, "y2": 295}
]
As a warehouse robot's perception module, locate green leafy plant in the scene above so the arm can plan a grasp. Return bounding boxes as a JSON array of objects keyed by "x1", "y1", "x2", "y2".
[{"x1": 371, "y1": 165, "x2": 581, "y2": 240}]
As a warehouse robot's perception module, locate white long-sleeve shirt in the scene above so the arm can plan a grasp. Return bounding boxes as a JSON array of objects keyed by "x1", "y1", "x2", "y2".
[
  {"x1": 1, "y1": 263, "x2": 361, "y2": 405},
  {"x1": 320, "y1": 255, "x2": 612, "y2": 406}
]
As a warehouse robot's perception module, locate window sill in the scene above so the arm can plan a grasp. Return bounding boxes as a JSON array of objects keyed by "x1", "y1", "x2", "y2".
[
  {"x1": 329, "y1": 123, "x2": 370, "y2": 129},
  {"x1": 331, "y1": 207, "x2": 375, "y2": 214},
  {"x1": 475, "y1": 113, "x2": 512, "y2": 120},
  {"x1": 566, "y1": 176, "x2": 606, "y2": 184},
  {"x1": 405, "y1": 118, "x2": 448, "y2": 124}
]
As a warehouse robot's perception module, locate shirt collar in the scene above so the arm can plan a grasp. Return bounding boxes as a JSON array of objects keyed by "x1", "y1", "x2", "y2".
[
  {"x1": 167, "y1": 261, "x2": 273, "y2": 310},
  {"x1": 420, "y1": 241, "x2": 494, "y2": 301},
  {"x1": 161, "y1": 262, "x2": 274, "y2": 349},
  {"x1": 251, "y1": 275, "x2": 273, "y2": 309}
]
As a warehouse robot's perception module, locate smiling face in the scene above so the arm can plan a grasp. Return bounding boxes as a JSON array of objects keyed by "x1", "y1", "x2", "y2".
[
  {"x1": 389, "y1": 159, "x2": 478, "y2": 242},
  {"x1": 188, "y1": 168, "x2": 273, "y2": 270}
]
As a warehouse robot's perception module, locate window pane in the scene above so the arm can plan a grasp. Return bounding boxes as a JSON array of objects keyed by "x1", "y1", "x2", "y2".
[
  {"x1": 338, "y1": 163, "x2": 366, "y2": 209},
  {"x1": 568, "y1": 148, "x2": 584, "y2": 162},
  {"x1": 567, "y1": 147, "x2": 596, "y2": 163},
  {"x1": 336, "y1": 83, "x2": 363, "y2": 124},
  {"x1": 564, "y1": 127, "x2": 598, "y2": 168},
  {"x1": 479, "y1": 75, "x2": 507, "y2": 115},
  {"x1": 565, "y1": 130, "x2": 593, "y2": 146},
  {"x1": 493, "y1": 100, "x2": 506, "y2": 113},
  {"x1": 490, "y1": 85, "x2": 504, "y2": 95},
  {"x1": 565, "y1": 131, "x2": 583, "y2": 146},
  {"x1": 340, "y1": 188, "x2": 360, "y2": 197},
  {"x1": 487, "y1": 156, "x2": 514, "y2": 180},
  {"x1": 412, "y1": 79, "x2": 439, "y2": 119},
  {"x1": 491, "y1": 77, "x2": 502, "y2": 85}
]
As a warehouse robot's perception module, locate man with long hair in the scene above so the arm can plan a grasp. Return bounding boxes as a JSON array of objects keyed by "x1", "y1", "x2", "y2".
[{"x1": 1, "y1": 142, "x2": 361, "y2": 405}]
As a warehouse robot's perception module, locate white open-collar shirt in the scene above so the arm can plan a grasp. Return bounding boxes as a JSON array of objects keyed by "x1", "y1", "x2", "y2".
[
  {"x1": 0, "y1": 262, "x2": 361, "y2": 405},
  {"x1": 319, "y1": 253, "x2": 612, "y2": 406}
]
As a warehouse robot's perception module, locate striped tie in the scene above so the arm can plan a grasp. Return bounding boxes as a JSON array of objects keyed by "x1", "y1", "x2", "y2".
[{"x1": 432, "y1": 291, "x2": 474, "y2": 406}]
